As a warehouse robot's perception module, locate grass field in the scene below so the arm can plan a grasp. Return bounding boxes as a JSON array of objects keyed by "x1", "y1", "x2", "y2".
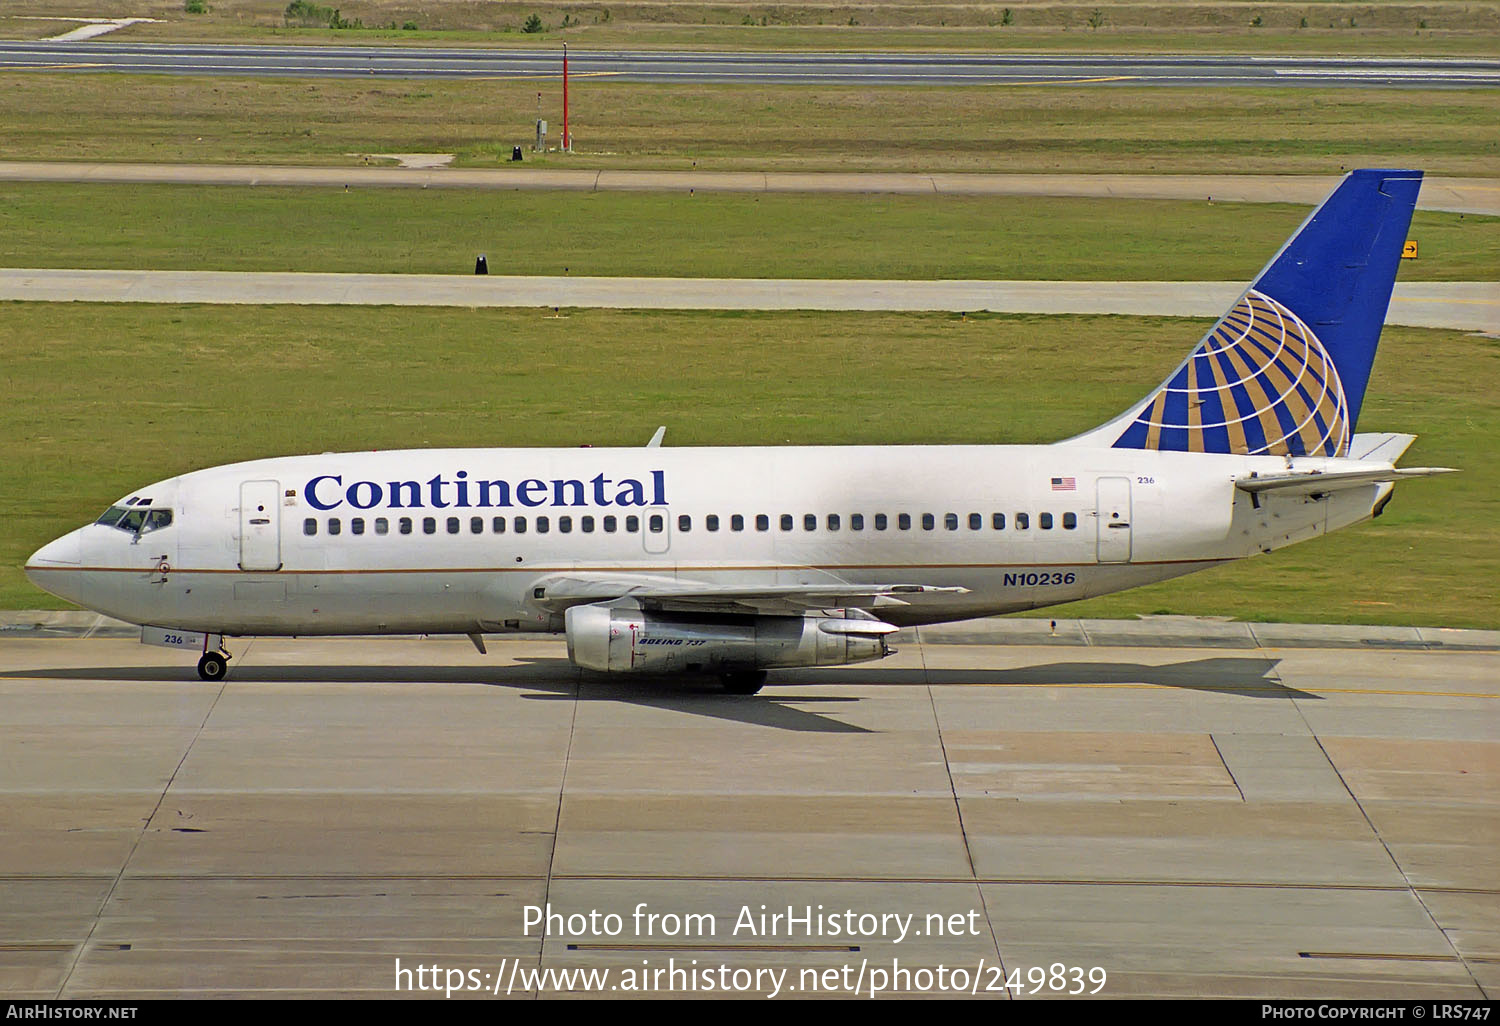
[
  {"x1": 1, "y1": 184, "x2": 1494, "y2": 281},
  {"x1": 4, "y1": 303, "x2": 1493, "y2": 626},
  {"x1": 6, "y1": 0, "x2": 1500, "y2": 54},
  {"x1": 5, "y1": 73, "x2": 1497, "y2": 175}
]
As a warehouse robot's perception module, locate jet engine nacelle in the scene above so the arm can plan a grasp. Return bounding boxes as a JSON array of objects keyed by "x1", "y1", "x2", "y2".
[{"x1": 564, "y1": 603, "x2": 895, "y2": 674}]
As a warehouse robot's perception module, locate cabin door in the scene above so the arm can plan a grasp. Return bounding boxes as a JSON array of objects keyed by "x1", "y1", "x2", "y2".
[
  {"x1": 238, "y1": 480, "x2": 283, "y2": 571},
  {"x1": 1095, "y1": 477, "x2": 1133, "y2": 564}
]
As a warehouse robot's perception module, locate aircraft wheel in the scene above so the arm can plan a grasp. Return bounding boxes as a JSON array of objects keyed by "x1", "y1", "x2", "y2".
[
  {"x1": 197, "y1": 652, "x2": 228, "y2": 682},
  {"x1": 721, "y1": 670, "x2": 766, "y2": 695}
]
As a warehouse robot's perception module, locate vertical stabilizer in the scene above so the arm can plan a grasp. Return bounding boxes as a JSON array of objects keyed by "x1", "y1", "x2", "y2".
[{"x1": 1067, "y1": 169, "x2": 1422, "y2": 457}]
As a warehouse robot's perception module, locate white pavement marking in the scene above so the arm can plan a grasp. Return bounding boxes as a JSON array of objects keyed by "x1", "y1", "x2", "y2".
[
  {"x1": 365, "y1": 153, "x2": 456, "y2": 169},
  {"x1": 41, "y1": 18, "x2": 160, "y2": 42},
  {"x1": 0, "y1": 270, "x2": 1493, "y2": 332}
]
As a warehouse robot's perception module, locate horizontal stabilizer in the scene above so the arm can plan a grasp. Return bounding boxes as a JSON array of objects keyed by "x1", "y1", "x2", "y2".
[
  {"x1": 1347, "y1": 432, "x2": 1418, "y2": 462},
  {"x1": 1235, "y1": 465, "x2": 1457, "y2": 496}
]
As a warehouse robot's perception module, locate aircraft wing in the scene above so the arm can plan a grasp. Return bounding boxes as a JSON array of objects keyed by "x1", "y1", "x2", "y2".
[
  {"x1": 1234, "y1": 465, "x2": 1457, "y2": 497},
  {"x1": 527, "y1": 571, "x2": 968, "y2": 616}
]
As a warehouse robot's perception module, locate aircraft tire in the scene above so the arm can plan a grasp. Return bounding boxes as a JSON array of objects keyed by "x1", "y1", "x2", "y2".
[
  {"x1": 197, "y1": 652, "x2": 228, "y2": 682},
  {"x1": 721, "y1": 670, "x2": 767, "y2": 695}
]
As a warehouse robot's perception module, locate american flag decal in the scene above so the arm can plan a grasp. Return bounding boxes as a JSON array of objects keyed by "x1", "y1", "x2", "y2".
[{"x1": 1051, "y1": 477, "x2": 1076, "y2": 491}]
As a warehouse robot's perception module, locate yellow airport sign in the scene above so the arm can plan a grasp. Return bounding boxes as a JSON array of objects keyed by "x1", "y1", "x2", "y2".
[{"x1": 1402, "y1": 240, "x2": 1419, "y2": 259}]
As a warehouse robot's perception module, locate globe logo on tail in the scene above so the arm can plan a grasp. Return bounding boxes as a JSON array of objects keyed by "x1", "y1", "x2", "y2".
[{"x1": 1115, "y1": 289, "x2": 1350, "y2": 458}]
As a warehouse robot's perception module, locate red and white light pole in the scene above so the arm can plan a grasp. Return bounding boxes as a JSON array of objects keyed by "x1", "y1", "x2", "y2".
[{"x1": 562, "y1": 43, "x2": 571, "y2": 152}]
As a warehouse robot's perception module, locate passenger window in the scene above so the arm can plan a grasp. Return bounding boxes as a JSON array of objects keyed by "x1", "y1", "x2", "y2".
[
  {"x1": 731, "y1": 514, "x2": 744, "y2": 532},
  {"x1": 678, "y1": 515, "x2": 691, "y2": 532},
  {"x1": 649, "y1": 514, "x2": 664, "y2": 533},
  {"x1": 514, "y1": 517, "x2": 527, "y2": 534},
  {"x1": 827, "y1": 514, "x2": 840, "y2": 531},
  {"x1": 329, "y1": 518, "x2": 342, "y2": 536},
  {"x1": 493, "y1": 517, "x2": 506, "y2": 534},
  {"x1": 625, "y1": 515, "x2": 639, "y2": 533},
  {"x1": 536, "y1": 516, "x2": 550, "y2": 534},
  {"x1": 1063, "y1": 512, "x2": 1077, "y2": 530},
  {"x1": 582, "y1": 516, "x2": 595, "y2": 533},
  {"x1": 851, "y1": 513, "x2": 864, "y2": 531},
  {"x1": 304, "y1": 518, "x2": 317, "y2": 536},
  {"x1": 1040, "y1": 512, "x2": 1054, "y2": 530},
  {"x1": 604, "y1": 515, "x2": 618, "y2": 533},
  {"x1": 400, "y1": 517, "x2": 413, "y2": 535},
  {"x1": 446, "y1": 517, "x2": 460, "y2": 534},
  {"x1": 968, "y1": 513, "x2": 982, "y2": 530},
  {"x1": 922, "y1": 513, "x2": 935, "y2": 531},
  {"x1": 804, "y1": 514, "x2": 816, "y2": 532},
  {"x1": 471, "y1": 516, "x2": 484, "y2": 534},
  {"x1": 706, "y1": 515, "x2": 719, "y2": 532},
  {"x1": 423, "y1": 517, "x2": 436, "y2": 534},
  {"x1": 944, "y1": 513, "x2": 958, "y2": 531},
  {"x1": 993, "y1": 513, "x2": 1005, "y2": 530},
  {"x1": 1016, "y1": 513, "x2": 1030, "y2": 530},
  {"x1": 351, "y1": 518, "x2": 365, "y2": 536},
  {"x1": 898, "y1": 513, "x2": 911, "y2": 530},
  {"x1": 375, "y1": 517, "x2": 389, "y2": 535},
  {"x1": 780, "y1": 515, "x2": 793, "y2": 531},
  {"x1": 559, "y1": 516, "x2": 572, "y2": 533},
  {"x1": 874, "y1": 513, "x2": 887, "y2": 531},
  {"x1": 756, "y1": 515, "x2": 769, "y2": 532}
]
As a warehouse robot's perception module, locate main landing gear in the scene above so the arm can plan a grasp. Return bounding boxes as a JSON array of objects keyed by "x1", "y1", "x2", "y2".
[
  {"x1": 720, "y1": 670, "x2": 767, "y2": 696},
  {"x1": 197, "y1": 648, "x2": 231, "y2": 682}
]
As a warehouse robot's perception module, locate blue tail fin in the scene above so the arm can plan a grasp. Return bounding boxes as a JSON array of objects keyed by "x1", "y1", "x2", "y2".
[{"x1": 1081, "y1": 169, "x2": 1422, "y2": 458}]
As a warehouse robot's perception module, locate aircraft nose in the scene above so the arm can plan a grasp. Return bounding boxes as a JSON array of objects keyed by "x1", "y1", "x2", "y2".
[{"x1": 26, "y1": 530, "x2": 83, "y2": 578}]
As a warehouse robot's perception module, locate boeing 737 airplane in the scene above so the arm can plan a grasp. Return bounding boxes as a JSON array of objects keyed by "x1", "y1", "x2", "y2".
[{"x1": 26, "y1": 169, "x2": 1453, "y2": 692}]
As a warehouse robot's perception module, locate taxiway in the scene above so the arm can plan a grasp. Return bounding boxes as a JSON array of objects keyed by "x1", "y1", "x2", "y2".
[{"x1": 1, "y1": 624, "x2": 1495, "y2": 998}]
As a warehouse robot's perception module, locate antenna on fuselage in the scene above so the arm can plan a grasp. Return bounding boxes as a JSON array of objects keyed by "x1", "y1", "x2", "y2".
[{"x1": 646, "y1": 426, "x2": 666, "y2": 448}]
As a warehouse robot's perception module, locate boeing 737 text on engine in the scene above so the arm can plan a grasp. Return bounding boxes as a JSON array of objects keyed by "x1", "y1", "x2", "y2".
[{"x1": 25, "y1": 170, "x2": 1453, "y2": 693}]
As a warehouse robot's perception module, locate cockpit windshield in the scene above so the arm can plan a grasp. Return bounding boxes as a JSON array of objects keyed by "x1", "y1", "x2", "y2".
[{"x1": 95, "y1": 504, "x2": 172, "y2": 534}]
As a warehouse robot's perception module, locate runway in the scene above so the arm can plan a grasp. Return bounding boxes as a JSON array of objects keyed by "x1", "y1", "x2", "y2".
[
  {"x1": 2, "y1": 270, "x2": 1492, "y2": 332},
  {"x1": 1, "y1": 627, "x2": 1495, "y2": 998},
  {"x1": 3, "y1": 43, "x2": 1498, "y2": 87}
]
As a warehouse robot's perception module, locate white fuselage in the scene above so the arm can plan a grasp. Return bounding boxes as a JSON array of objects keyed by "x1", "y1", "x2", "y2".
[{"x1": 26, "y1": 443, "x2": 1386, "y2": 637}]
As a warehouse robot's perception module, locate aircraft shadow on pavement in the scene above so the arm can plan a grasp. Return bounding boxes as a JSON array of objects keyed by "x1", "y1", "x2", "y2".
[
  {"x1": 0, "y1": 660, "x2": 872, "y2": 734},
  {"x1": 803, "y1": 655, "x2": 1317, "y2": 700},
  {"x1": 0, "y1": 654, "x2": 1311, "y2": 736}
]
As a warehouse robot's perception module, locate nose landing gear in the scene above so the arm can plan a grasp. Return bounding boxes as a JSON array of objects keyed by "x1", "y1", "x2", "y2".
[{"x1": 197, "y1": 648, "x2": 231, "y2": 681}]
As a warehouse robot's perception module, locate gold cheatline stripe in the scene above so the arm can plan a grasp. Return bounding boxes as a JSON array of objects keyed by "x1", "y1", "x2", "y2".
[{"x1": 27, "y1": 557, "x2": 1226, "y2": 575}]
